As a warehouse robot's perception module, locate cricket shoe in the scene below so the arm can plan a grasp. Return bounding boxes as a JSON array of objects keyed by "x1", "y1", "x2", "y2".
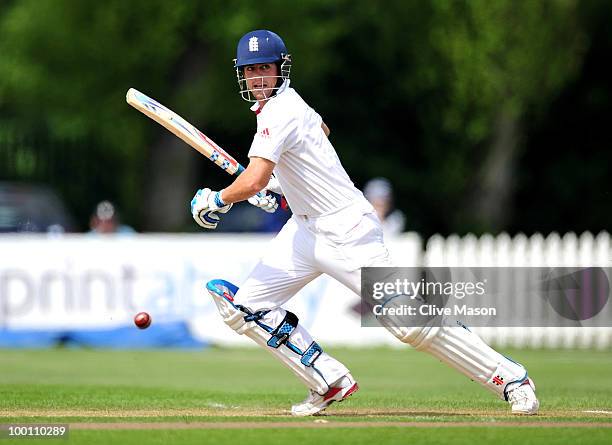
[
  {"x1": 506, "y1": 378, "x2": 539, "y2": 415},
  {"x1": 291, "y1": 373, "x2": 359, "y2": 416}
]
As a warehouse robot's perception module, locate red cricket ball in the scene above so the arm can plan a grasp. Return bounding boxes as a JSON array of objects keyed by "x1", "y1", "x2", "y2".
[{"x1": 134, "y1": 311, "x2": 151, "y2": 329}]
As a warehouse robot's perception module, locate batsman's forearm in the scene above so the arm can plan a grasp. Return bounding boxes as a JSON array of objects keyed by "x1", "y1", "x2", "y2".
[
  {"x1": 220, "y1": 157, "x2": 276, "y2": 204},
  {"x1": 221, "y1": 175, "x2": 263, "y2": 204},
  {"x1": 322, "y1": 122, "x2": 330, "y2": 137},
  {"x1": 220, "y1": 171, "x2": 268, "y2": 204}
]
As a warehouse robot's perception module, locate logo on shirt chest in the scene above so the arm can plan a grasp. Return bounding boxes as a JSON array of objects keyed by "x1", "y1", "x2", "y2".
[{"x1": 259, "y1": 127, "x2": 271, "y2": 139}]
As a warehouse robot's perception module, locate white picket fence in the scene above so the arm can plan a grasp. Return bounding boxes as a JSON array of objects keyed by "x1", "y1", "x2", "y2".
[{"x1": 422, "y1": 231, "x2": 612, "y2": 349}]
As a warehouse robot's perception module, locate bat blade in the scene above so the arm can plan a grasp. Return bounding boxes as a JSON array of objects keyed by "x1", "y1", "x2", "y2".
[{"x1": 126, "y1": 88, "x2": 244, "y2": 176}]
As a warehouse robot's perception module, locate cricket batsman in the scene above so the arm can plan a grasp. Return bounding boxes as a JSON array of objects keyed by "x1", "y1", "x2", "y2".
[{"x1": 190, "y1": 30, "x2": 540, "y2": 416}]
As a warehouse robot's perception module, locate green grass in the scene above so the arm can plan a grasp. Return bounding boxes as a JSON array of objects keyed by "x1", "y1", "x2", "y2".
[
  {"x1": 1, "y1": 347, "x2": 611, "y2": 444},
  {"x1": 60, "y1": 428, "x2": 612, "y2": 445}
]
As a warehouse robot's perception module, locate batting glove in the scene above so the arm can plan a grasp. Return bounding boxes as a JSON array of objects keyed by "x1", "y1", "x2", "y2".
[
  {"x1": 190, "y1": 188, "x2": 233, "y2": 229},
  {"x1": 265, "y1": 174, "x2": 283, "y2": 195},
  {"x1": 248, "y1": 192, "x2": 279, "y2": 213}
]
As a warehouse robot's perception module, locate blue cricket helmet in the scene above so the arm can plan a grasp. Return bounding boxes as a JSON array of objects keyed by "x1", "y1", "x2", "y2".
[
  {"x1": 235, "y1": 30, "x2": 288, "y2": 67},
  {"x1": 233, "y1": 30, "x2": 292, "y2": 102}
]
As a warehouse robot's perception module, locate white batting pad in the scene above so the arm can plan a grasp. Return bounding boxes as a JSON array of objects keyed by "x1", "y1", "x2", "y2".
[
  {"x1": 207, "y1": 279, "x2": 348, "y2": 395},
  {"x1": 383, "y1": 316, "x2": 528, "y2": 400}
]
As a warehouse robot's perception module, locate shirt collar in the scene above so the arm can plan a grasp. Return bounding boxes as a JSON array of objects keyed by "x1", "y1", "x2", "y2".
[{"x1": 250, "y1": 80, "x2": 291, "y2": 115}]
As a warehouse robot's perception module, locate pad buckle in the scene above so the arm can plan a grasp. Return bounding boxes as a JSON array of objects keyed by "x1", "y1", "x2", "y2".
[
  {"x1": 300, "y1": 342, "x2": 323, "y2": 367},
  {"x1": 267, "y1": 311, "x2": 298, "y2": 348}
]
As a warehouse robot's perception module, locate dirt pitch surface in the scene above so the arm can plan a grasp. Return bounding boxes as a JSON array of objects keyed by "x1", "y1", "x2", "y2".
[{"x1": 66, "y1": 421, "x2": 612, "y2": 430}]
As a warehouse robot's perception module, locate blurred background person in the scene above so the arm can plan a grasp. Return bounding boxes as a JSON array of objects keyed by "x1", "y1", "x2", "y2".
[
  {"x1": 89, "y1": 200, "x2": 135, "y2": 234},
  {"x1": 363, "y1": 178, "x2": 405, "y2": 237}
]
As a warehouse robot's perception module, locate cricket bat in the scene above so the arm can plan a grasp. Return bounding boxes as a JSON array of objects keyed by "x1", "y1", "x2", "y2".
[{"x1": 126, "y1": 88, "x2": 245, "y2": 176}]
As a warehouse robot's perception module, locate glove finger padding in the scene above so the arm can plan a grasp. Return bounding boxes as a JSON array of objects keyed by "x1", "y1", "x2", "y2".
[
  {"x1": 248, "y1": 193, "x2": 278, "y2": 213},
  {"x1": 191, "y1": 187, "x2": 233, "y2": 229},
  {"x1": 190, "y1": 188, "x2": 212, "y2": 215},
  {"x1": 195, "y1": 209, "x2": 220, "y2": 229},
  {"x1": 215, "y1": 202, "x2": 233, "y2": 214}
]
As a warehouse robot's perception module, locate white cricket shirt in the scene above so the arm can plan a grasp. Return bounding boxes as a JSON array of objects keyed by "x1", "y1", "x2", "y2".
[{"x1": 248, "y1": 81, "x2": 364, "y2": 217}]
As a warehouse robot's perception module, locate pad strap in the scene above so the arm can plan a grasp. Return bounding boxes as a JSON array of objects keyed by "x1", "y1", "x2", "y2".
[
  {"x1": 300, "y1": 341, "x2": 323, "y2": 367},
  {"x1": 267, "y1": 311, "x2": 299, "y2": 348},
  {"x1": 242, "y1": 309, "x2": 270, "y2": 322}
]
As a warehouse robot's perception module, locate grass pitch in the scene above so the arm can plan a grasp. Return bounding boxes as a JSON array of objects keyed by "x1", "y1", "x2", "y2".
[{"x1": 1, "y1": 346, "x2": 611, "y2": 444}]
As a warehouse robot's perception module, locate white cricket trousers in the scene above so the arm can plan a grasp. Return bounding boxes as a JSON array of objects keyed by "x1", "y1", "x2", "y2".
[
  {"x1": 232, "y1": 197, "x2": 531, "y2": 401},
  {"x1": 235, "y1": 198, "x2": 390, "y2": 387}
]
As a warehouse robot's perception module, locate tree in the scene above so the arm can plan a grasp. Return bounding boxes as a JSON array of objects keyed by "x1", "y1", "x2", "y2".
[
  {"x1": 0, "y1": 0, "x2": 600, "y2": 236},
  {"x1": 0, "y1": 0, "x2": 196, "y2": 227},
  {"x1": 426, "y1": 0, "x2": 585, "y2": 233}
]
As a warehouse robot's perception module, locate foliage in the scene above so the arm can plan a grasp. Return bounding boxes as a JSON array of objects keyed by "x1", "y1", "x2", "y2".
[{"x1": 0, "y1": 0, "x2": 609, "y2": 234}]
